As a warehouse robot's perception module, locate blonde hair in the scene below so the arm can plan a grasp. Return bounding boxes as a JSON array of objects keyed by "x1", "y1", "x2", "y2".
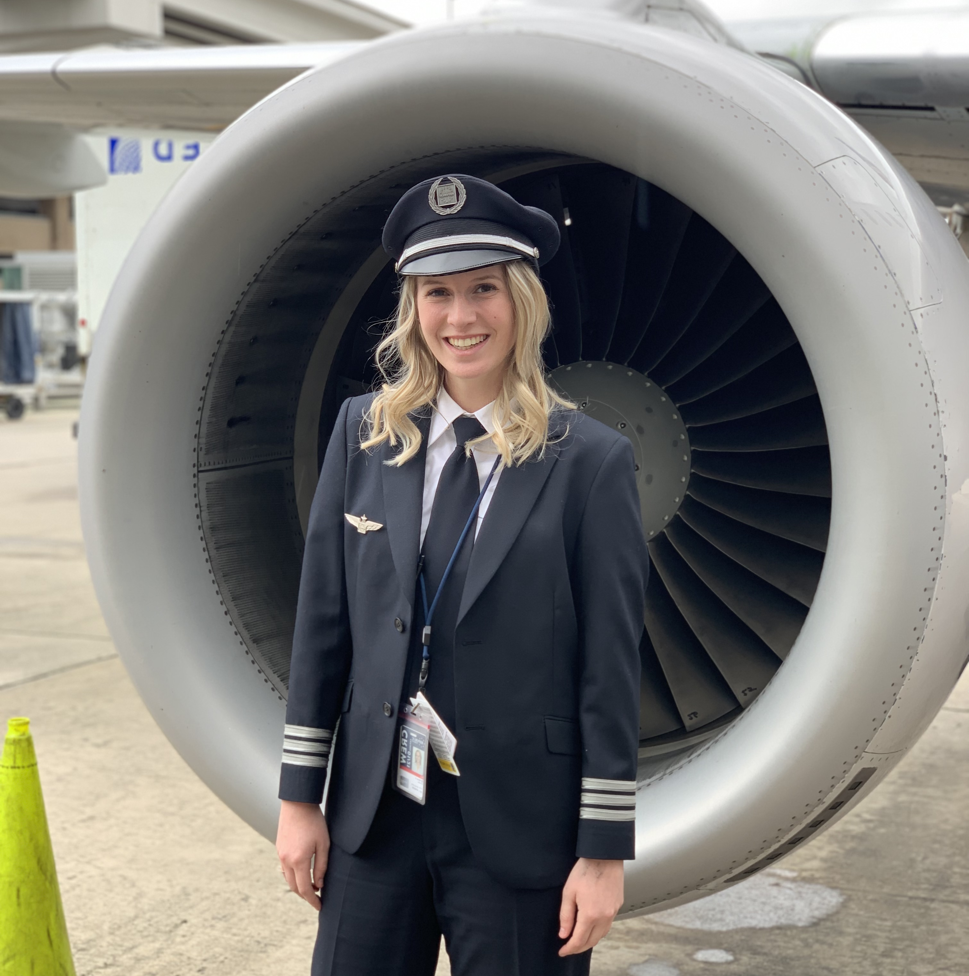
[{"x1": 361, "y1": 260, "x2": 574, "y2": 466}]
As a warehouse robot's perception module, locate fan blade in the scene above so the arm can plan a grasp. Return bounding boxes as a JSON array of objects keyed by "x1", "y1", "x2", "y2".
[
  {"x1": 688, "y1": 395, "x2": 827, "y2": 452},
  {"x1": 643, "y1": 566, "x2": 738, "y2": 729},
  {"x1": 629, "y1": 214, "x2": 736, "y2": 374},
  {"x1": 561, "y1": 164, "x2": 638, "y2": 360},
  {"x1": 638, "y1": 626, "x2": 686, "y2": 739},
  {"x1": 688, "y1": 473, "x2": 830, "y2": 551},
  {"x1": 666, "y1": 518, "x2": 807, "y2": 659},
  {"x1": 506, "y1": 170, "x2": 579, "y2": 366},
  {"x1": 649, "y1": 257, "x2": 771, "y2": 387},
  {"x1": 340, "y1": 261, "x2": 398, "y2": 382},
  {"x1": 608, "y1": 182, "x2": 693, "y2": 364},
  {"x1": 690, "y1": 446, "x2": 832, "y2": 497},
  {"x1": 679, "y1": 345, "x2": 817, "y2": 426},
  {"x1": 650, "y1": 534, "x2": 782, "y2": 705},
  {"x1": 666, "y1": 302, "x2": 796, "y2": 404},
  {"x1": 678, "y1": 496, "x2": 824, "y2": 606}
]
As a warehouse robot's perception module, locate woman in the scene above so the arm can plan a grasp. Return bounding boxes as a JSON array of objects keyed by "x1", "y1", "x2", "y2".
[{"x1": 276, "y1": 174, "x2": 650, "y2": 976}]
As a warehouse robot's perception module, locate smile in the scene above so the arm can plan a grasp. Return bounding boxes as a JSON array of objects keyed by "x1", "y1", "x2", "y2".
[{"x1": 446, "y1": 335, "x2": 488, "y2": 348}]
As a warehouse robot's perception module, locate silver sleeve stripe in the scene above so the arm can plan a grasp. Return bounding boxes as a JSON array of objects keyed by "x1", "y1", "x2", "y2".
[
  {"x1": 283, "y1": 740, "x2": 331, "y2": 755},
  {"x1": 284, "y1": 724, "x2": 333, "y2": 740},
  {"x1": 581, "y1": 777, "x2": 636, "y2": 793},
  {"x1": 581, "y1": 792, "x2": 636, "y2": 808},
  {"x1": 281, "y1": 752, "x2": 329, "y2": 769},
  {"x1": 579, "y1": 807, "x2": 636, "y2": 822}
]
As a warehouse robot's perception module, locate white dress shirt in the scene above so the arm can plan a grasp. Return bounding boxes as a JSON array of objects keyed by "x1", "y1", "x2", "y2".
[{"x1": 420, "y1": 386, "x2": 504, "y2": 547}]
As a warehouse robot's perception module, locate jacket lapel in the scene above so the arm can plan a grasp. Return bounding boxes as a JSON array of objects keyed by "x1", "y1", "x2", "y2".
[
  {"x1": 381, "y1": 407, "x2": 431, "y2": 600},
  {"x1": 457, "y1": 442, "x2": 561, "y2": 625}
]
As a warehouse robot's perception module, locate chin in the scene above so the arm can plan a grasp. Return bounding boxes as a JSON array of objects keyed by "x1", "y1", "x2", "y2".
[{"x1": 445, "y1": 362, "x2": 499, "y2": 381}]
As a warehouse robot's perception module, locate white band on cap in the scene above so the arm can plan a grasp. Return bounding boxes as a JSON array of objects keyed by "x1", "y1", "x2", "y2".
[{"x1": 396, "y1": 233, "x2": 539, "y2": 272}]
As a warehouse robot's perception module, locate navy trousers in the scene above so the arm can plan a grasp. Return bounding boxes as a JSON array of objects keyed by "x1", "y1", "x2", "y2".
[{"x1": 311, "y1": 761, "x2": 592, "y2": 976}]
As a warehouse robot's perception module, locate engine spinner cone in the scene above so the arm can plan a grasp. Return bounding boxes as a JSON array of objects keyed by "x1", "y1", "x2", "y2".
[{"x1": 552, "y1": 361, "x2": 691, "y2": 538}]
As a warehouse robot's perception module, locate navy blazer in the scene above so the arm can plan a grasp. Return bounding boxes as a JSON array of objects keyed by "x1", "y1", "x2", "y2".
[{"x1": 279, "y1": 393, "x2": 649, "y2": 889}]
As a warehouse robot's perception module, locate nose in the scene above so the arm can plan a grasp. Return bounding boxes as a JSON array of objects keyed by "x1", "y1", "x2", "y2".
[{"x1": 447, "y1": 292, "x2": 476, "y2": 330}]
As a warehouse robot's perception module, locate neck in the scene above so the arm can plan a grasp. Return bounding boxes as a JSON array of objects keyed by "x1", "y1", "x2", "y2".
[{"x1": 443, "y1": 373, "x2": 500, "y2": 414}]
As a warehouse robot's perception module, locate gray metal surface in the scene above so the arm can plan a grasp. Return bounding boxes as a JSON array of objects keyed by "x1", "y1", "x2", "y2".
[
  {"x1": 78, "y1": 11, "x2": 969, "y2": 915},
  {"x1": 812, "y1": 10, "x2": 969, "y2": 108},
  {"x1": 0, "y1": 43, "x2": 363, "y2": 128},
  {"x1": 0, "y1": 120, "x2": 104, "y2": 196},
  {"x1": 552, "y1": 362, "x2": 691, "y2": 539},
  {"x1": 730, "y1": 10, "x2": 969, "y2": 205},
  {"x1": 811, "y1": 11, "x2": 969, "y2": 204}
]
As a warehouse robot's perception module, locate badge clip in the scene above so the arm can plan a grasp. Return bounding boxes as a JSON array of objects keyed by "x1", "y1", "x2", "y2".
[{"x1": 409, "y1": 691, "x2": 460, "y2": 776}]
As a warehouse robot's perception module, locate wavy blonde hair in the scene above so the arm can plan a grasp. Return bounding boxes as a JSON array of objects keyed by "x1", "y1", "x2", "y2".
[{"x1": 361, "y1": 260, "x2": 574, "y2": 466}]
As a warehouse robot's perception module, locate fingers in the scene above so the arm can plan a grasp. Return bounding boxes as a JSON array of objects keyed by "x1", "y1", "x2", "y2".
[
  {"x1": 279, "y1": 851, "x2": 320, "y2": 908},
  {"x1": 313, "y1": 846, "x2": 329, "y2": 889},
  {"x1": 558, "y1": 885, "x2": 577, "y2": 940},
  {"x1": 295, "y1": 856, "x2": 322, "y2": 911},
  {"x1": 558, "y1": 915, "x2": 613, "y2": 956},
  {"x1": 558, "y1": 912, "x2": 595, "y2": 957}
]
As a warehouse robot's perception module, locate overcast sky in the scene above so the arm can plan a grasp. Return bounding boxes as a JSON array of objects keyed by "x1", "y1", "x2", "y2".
[{"x1": 364, "y1": 0, "x2": 969, "y2": 26}]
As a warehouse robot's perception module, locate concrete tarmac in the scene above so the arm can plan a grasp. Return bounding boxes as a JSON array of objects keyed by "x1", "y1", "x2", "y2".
[{"x1": 1, "y1": 406, "x2": 966, "y2": 976}]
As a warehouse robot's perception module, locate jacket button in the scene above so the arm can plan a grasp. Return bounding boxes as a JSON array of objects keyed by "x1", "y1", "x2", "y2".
[
  {"x1": 383, "y1": 702, "x2": 394, "y2": 717},
  {"x1": 394, "y1": 617, "x2": 405, "y2": 633}
]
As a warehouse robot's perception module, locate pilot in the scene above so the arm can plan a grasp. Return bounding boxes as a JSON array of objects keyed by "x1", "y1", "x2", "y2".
[{"x1": 276, "y1": 173, "x2": 650, "y2": 976}]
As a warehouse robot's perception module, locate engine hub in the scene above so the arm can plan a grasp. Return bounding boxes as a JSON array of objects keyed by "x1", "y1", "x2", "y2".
[{"x1": 551, "y1": 361, "x2": 691, "y2": 538}]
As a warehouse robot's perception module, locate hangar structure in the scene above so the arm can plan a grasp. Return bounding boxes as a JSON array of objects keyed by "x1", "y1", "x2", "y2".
[{"x1": 2, "y1": 0, "x2": 968, "y2": 914}]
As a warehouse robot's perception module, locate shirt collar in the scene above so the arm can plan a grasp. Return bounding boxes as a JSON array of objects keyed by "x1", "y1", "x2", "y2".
[{"x1": 428, "y1": 386, "x2": 498, "y2": 450}]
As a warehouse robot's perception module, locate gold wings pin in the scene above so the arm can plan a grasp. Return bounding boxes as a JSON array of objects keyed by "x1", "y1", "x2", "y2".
[{"x1": 345, "y1": 513, "x2": 384, "y2": 534}]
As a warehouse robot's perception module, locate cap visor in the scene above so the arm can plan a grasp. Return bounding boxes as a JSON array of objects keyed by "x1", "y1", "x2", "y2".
[{"x1": 398, "y1": 249, "x2": 523, "y2": 276}]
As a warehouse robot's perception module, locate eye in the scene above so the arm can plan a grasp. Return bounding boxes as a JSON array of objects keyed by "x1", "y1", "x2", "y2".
[
  {"x1": 475, "y1": 282, "x2": 498, "y2": 294},
  {"x1": 424, "y1": 287, "x2": 448, "y2": 298}
]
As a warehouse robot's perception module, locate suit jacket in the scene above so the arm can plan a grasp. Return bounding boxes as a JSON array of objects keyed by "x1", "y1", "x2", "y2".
[{"x1": 279, "y1": 393, "x2": 649, "y2": 889}]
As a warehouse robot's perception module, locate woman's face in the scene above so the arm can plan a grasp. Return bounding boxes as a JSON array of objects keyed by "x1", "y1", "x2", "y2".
[{"x1": 415, "y1": 264, "x2": 516, "y2": 394}]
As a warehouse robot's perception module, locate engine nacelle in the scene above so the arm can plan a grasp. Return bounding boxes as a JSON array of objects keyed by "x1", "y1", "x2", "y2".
[{"x1": 78, "y1": 13, "x2": 969, "y2": 914}]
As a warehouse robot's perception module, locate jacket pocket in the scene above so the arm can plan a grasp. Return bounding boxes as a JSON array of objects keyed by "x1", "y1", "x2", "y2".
[
  {"x1": 544, "y1": 716, "x2": 580, "y2": 755},
  {"x1": 341, "y1": 679, "x2": 354, "y2": 713}
]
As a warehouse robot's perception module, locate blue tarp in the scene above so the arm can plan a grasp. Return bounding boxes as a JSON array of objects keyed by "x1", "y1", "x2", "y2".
[{"x1": 0, "y1": 302, "x2": 35, "y2": 384}]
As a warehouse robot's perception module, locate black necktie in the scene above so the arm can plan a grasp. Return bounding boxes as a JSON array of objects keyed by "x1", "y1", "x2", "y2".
[{"x1": 421, "y1": 415, "x2": 487, "y2": 598}]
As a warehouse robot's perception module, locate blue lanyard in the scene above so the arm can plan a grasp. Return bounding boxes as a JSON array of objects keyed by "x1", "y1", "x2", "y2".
[{"x1": 417, "y1": 455, "x2": 501, "y2": 691}]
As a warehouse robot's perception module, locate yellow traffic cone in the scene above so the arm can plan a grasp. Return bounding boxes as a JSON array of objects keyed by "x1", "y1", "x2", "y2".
[{"x1": 0, "y1": 717, "x2": 76, "y2": 976}]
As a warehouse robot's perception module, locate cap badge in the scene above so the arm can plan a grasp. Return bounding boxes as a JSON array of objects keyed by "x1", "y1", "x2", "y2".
[{"x1": 428, "y1": 176, "x2": 467, "y2": 216}]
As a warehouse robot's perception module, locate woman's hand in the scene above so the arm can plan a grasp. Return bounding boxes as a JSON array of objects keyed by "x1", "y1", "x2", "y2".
[
  {"x1": 276, "y1": 800, "x2": 330, "y2": 911},
  {"x1": 558, "y1": 857, "x2": 624, "y2": 956}
]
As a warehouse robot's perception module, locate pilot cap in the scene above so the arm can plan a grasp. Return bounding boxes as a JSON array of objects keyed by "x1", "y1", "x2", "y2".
[{"x1": 382, "y1": 174, "x2": 561, "y2": 276}]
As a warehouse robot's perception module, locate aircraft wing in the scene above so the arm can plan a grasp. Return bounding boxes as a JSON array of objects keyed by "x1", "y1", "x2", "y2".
[
  {"x1": 730, "y1": 9, "x2": 969, "y2": 207},
  {"x1": 0, "y1": 42, "x2": 362, "y2": 130},
  {"x1": 0, "y1": 9, "x2": 967, "y2": 205},
  {"x1": 0, "y1": 42, "x2": 364, "y2": 196}
]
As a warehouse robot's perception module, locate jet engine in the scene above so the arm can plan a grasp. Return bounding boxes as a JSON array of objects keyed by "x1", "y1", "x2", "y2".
[{"x1": 78, "y1": 10, "x2": 969, "y2": 914}]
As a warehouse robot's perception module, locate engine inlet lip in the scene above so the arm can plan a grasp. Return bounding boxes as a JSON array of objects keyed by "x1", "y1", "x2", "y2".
[{"x1": 79, "y1": 13, "x2": 952, "y2": 913}]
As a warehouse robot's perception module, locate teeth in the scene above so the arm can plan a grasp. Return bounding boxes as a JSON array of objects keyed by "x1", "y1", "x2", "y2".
[{"x1": 448, "y1": 336, "x2": 486, "y2": 348}]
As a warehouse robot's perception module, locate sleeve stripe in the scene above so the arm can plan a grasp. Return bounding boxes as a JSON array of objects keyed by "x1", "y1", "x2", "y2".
[
  {"x1": 283, "y1": 740, "x2": 332, "y2": 755},
  {"x1": 581, "y1": 792, "x2": 636, "y2": 808},
  {"x1": 281, "y1": 751, "x2": 329, "y2": 769},
  {"x1": 579, "y1": 807, "x2": 636, "y2": 822},
  {"x1": 284, "y1": 724, "x2": 333, "y2": 741},
  {"x1": 581, "y1": 776, "x2": 636, "y2": 793}
]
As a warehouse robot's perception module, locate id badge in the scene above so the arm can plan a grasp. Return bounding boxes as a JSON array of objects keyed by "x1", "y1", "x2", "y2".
[{"x1": 394, "y1": 712, "x2": 430, "y2": 805}]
